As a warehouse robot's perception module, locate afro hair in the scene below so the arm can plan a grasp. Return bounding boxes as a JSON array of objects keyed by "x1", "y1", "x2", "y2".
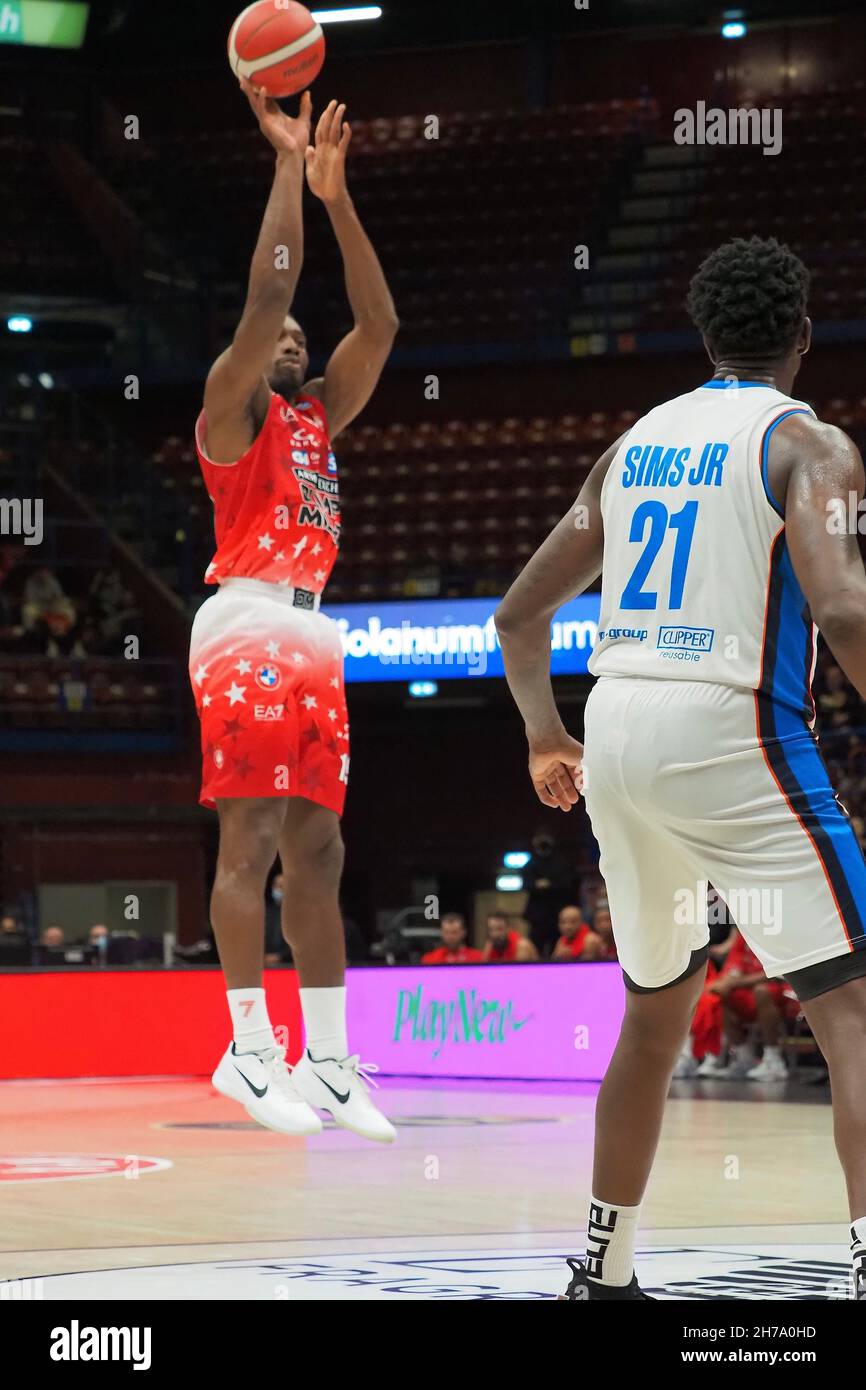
[{"x1": 686, "y1": 236, "x2": 809, "y2": 359}]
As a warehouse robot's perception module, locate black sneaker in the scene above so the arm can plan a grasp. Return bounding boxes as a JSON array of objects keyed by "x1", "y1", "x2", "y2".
[{"x1": 557, "y1": 1258, "x2": 655, "y2": 1300}]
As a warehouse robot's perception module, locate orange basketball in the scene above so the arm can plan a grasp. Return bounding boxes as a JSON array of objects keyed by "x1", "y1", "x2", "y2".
[{"x1": 228, "y1": 1, "x2": 325, "y2": 98}]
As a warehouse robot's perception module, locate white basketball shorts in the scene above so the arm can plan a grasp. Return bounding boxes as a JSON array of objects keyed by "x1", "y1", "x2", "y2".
[{"x1": 582, "y1": 677, "x2": 866, "y2": 999}]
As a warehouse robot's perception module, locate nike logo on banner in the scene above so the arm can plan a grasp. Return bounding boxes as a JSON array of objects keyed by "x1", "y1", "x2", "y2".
[
  {"x1": 315, "y1": 1074, "x2": 350, "y2": 1105},
  {"x1": 234, "y1": 1065, "x2": 268, "y2": 1099}
]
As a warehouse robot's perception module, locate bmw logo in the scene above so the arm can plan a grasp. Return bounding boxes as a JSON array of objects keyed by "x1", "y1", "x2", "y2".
[{"x1": 255, "y1": 664, "x2": 282, "y2": 691}]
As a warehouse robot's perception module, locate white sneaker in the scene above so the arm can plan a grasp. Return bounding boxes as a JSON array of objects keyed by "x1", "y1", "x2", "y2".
[
  {"x1": 672, "y1": 1046, "x2": 699, "y2": 1079},
  {"x1": 746, "y1": 1053, "x2": 788, "y2": 1082},
  {"x1": 292, "y1": 1049, "x2": 396, "y2": 1143},
  {"x1": 212, "y1": 1043, "x2": 322, "y2": 1136},
  {"x1": 696, "y1": 1052, "x2": 728, "y2": 1078},
  {"x1": 718, "y1": 1046, "x2": 759, "y2": 1080}
]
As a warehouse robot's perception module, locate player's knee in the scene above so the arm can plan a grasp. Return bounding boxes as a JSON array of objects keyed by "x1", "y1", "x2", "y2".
[
  {"x1": 216, "y1": 805, "x2": 282, "y2": 884},
  {"x1": 288, "y1": 826, "x2": 345, "y2": 890}
]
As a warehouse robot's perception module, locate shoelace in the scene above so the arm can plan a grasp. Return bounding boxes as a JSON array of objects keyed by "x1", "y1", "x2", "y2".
[
  {"x1": 339, "y1": 1055, "x2": 381, "y2": 1092},
  {"x1": 259, "y1": 1047, "x2": 304, "y2": 1096}
]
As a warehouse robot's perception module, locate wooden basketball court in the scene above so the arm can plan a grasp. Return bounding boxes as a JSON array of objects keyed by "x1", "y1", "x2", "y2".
[{"x1": 0, "y1": 1072, "x2": 850, "y2": 1299}]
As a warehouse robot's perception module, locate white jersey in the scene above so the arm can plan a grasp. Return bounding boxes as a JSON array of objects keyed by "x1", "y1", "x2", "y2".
[{"x1": 588, "y1": 379, "x2": 817, "y2": 720}]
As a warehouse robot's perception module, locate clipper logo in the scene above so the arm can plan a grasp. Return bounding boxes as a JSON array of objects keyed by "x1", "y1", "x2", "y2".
[
  {"x1": 657, "y1": 626, "x2": 714, "y2": 652},
  {"x1": 255, "y1": 664, "x2": 282, "y2": 691}
]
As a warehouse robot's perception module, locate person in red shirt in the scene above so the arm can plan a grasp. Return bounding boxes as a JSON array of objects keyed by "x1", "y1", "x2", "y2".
[
  {"x1": 191, "y1": 85, "x2": 398, "y2": 1143},
  {"x1": 552, "y1": 903, "x2": 618, "y2": 962},
  {"x1": 421, "y1": 914, "x2": 483, "y2": 966},
  {"x1": 482, "y1": 912, "x2": 539, "y2": 962},
  {"x1": 677, "y1": 930, "x2": 800, "y2": 1080}
]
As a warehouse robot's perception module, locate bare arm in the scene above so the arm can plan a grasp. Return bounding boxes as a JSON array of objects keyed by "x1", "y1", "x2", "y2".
[
  {"x1": 203, "y1": 85, "x2": 311, "y2": 463},
  {"x1": 775, "y1": 414, "x2": 866, "y2": 700},
  {"x1": 494, "y1": 435, "x2": 624, "y2": 810},
  {"x1": 303, "y1": 102, "x2": 398, "y2": 439}
]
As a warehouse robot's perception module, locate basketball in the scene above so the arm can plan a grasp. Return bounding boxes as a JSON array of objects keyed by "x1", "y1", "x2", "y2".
[{"x1": 228, "y1": 0, "x2": 325, "y2": 98}]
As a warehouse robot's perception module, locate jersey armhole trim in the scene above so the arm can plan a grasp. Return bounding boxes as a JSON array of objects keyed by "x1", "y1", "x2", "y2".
[
  {"x1": 195, "y1": 392, "x2": 277, "y2": 468},
  {"x1": 195, "y1": 410, "x2": 241, "y2": 469},
  {"x1": 759, "y1": 408, "x2": 812, "y2": 519}
]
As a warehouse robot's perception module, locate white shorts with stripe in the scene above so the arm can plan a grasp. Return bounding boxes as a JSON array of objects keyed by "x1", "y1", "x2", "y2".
[{"x1": 582, "y1": 677, "x2": 866, "y2": 998}]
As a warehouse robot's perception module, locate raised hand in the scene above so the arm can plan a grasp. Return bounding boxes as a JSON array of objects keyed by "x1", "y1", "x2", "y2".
[
  {"x1": 305, "y1": 99, "x2": 351, "y2": 204},
  {"x1": 241, "y1": 80, "x2": 312, "y2": 159}
]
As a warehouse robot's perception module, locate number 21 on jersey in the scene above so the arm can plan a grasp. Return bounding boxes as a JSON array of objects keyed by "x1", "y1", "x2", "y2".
[{"x1": 620, "y1": 500, "x2": 699, "y2": 610}]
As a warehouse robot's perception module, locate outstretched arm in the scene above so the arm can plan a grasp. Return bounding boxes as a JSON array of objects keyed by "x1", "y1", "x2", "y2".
[
  {"x1": 777, "y1": 414, "x2": 866, "y2": 700},
  {"x1": 494, "y1": 436, "x2": 623, "y2": 810},
  {"x1": 203, "y1": 84, "x2": 311, "y2": 463},
  {"x1": 303, "y1": 101, "x2": 398, "y2": 439}
]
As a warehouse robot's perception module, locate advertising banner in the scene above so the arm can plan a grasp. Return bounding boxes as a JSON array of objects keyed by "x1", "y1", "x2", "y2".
[
  {"x1": 322, "y1": 593, "x2": 600, "y2": 684},
  {"x1": 348, "y1": 962, "x2": 624, "y2": 1080}
]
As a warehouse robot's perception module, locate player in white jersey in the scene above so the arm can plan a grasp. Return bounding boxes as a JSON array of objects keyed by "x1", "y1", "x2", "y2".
[{"x1": 496, "y1": 237, "x2": 866, "y2": 1300}]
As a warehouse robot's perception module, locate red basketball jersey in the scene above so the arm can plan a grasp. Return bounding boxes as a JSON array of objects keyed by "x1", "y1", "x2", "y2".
[{"x1": 194, "y1": 391, "x2": 340, "y2": 592}]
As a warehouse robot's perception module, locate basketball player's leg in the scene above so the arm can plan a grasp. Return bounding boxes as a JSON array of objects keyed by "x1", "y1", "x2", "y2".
[
  {"x1": 576, "y1": 678, "x2": 710, "y2": 1295},
  {"x1": 665, "y1": 687, "x2": 866, "y2": 1291},
  {"x1": 592, "y1": 964, "x2": 707, "y2": 1206},
  {"x1": 798, "y1": 977, "x2": 866, "y2": 1292},
  {"x1": 211, "y1": 796, "x2": 287, "y2": 988},
  {"x1": 282, "y1": 798, "x2": 394, "y2": 1141},
  {"x1": 209, "y1": 794, "x2": 322, "y2": 1135},
  {"x1": 277, "y1": 796, "x2": 345, "y2": 987}
]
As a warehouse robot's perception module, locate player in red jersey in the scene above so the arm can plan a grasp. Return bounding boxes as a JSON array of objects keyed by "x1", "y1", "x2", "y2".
[{"x1": 189, "y1": 83, "x2": 398, "y2": 1141}]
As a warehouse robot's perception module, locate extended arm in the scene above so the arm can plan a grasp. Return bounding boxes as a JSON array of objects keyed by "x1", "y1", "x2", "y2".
[
  {"x1": 303, "y1": 102, "x2": 398, "y2": 438},
  {"x1": 777, "y1": 415, "x2": 866, "y2": 700},
  {"x1": 203, "y1": 84, "x2": 311, "y2": 462},
  {"x1": 494, "y1": 436, "x2": 622, "y2": 809}
]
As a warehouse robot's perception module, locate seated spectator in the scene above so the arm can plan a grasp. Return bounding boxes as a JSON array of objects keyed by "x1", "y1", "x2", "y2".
[
  {"x1": 22, "y1": 566, "x2": 69, "y2": 631},
  {"x1": 421, "y1": 912, "x2": 483, "y2": 965},
  {"x1": 584, "y1": 901, "x2": 618, "y2": 961},
  {"x1": 674, "y1": 931, "x2": 799, "y2": 1080},
  {"x1": 89, "y1": 924, "x2": 110, "y2": 962},
  {"x1": 552, "y1": 902, "x2": 618, "y2": 961},
  {"x1": 552, "y1": 904, "x2": 590, "y2": 960},
  {"x1": 37, "y1": 924, "x2": 68, "y2": 966},
  {"x1": 0, "y1": 913, "x2": 29, "y2": 964},
  {"x1": 482, "y1": 911, "x2": 538, "y2": 962},
  {"x1": 40, "y1": 607, "x2": 86, "y2": 658},
  {"x1": 88, "y1": 568, "x2": 141, "y2": 647}
]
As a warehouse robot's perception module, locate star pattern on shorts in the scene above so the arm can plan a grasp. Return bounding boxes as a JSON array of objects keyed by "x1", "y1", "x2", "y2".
[
  {"x1": 265, "y1": 642, "x2": 281, "y2": 658},
  {"x1": 302, "y1": 694, "x2": 317, "y2": 710},
  {"x1": 234, "y1": 659, "x2": 252, "y2": 675},
  {"x1": 234, "y1": 753, "x2": 254, "y2": 780},
  {"x1": 225, "y1": 682, "x2": 246, "y2": 705}
]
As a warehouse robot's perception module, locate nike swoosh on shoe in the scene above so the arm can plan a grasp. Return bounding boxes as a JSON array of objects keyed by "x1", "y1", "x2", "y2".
[
  {"x1": 233, "y1": 1064, "x2": 268, "y2": 1099},
  {"x1": 314, "y1": 1073, "x2": 350, "y2": 1105}
]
